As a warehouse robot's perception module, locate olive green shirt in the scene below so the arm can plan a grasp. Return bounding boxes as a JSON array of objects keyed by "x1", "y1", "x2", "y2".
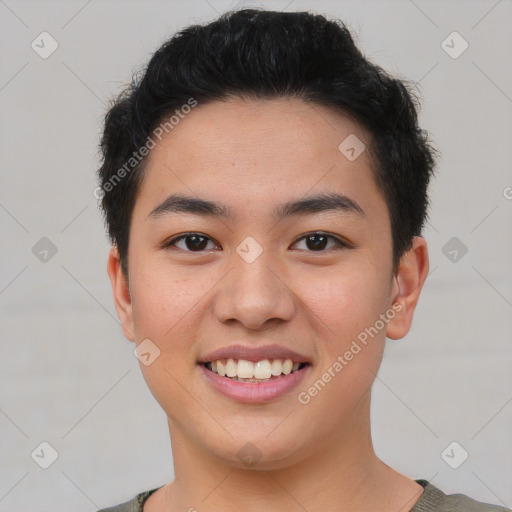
[{"x1": 97, "y1": 479, "x2": 511, "y2": 511}]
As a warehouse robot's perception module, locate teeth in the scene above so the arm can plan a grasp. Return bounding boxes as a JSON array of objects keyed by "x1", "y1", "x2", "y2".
[
  {"x1": 270, "y1": 359, "x2": 283, "y2": 376},
  {"x1": 254, "y1": 360, "x2": 272, "y2": 379},
  {"x1": 225, "y1": 358, "x2": 237, "y2": 378},
  {"x1": 206, "y1": 358, "x2": 304, "y2": 380},
  {"x1": 237, "y1": 359, "x2": 254, "y2": 379},
  {"x1": 282, "y1": 359, "x2": 293, "y2": 375}
]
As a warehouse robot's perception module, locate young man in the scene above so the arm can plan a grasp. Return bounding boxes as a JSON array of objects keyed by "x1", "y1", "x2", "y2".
[{"x1": 96, "y1": 9, "x2": 510, "y2": 512}]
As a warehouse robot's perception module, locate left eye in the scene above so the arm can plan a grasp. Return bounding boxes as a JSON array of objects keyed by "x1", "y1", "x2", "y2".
[
  {"x1": 292, "y1": 232, "x2": 348, "y2": 251},
  {"x1": 163, "y1": 232, "x2": 348, "y2": 252}
]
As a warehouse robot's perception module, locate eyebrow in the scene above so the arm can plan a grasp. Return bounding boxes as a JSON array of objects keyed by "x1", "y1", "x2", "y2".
[{"x1": 148, "y1": 192, "x2": 365, "y2": 221}]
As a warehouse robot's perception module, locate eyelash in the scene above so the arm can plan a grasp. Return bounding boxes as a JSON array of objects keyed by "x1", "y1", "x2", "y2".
[{"x1": 162, "y1": 231, "x2": 351, "y2": 253}]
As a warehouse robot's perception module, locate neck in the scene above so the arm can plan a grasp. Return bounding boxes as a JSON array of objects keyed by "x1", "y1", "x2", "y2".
[{"x1": 151, "y1": 393, "x2": 423, "y2": 512}]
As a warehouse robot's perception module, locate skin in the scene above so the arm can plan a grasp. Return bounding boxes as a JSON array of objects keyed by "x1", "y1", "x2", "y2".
[{"x1": 107, "y1": 97, "x2": 429, "y2": 511}]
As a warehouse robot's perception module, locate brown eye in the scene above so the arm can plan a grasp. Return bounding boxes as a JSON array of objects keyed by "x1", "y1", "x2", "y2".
[
  {"x1": 164, "y1": 233, "x2": 218, "y2": 252},
  {"x1": 163, "y1": 231, "x2": 349, "y2": 253},
  {"x1": 292, "y1": 232, "x2": 348, "y2": 252}
]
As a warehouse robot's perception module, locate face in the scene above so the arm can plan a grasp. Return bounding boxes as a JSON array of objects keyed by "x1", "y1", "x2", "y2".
[{"x1": 108, "y1": 97, "x2": 428, "y2": 469}]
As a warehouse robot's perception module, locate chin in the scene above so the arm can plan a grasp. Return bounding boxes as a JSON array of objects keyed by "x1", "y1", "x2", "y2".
[{"x1": 204, "y1": 430, "x2": 317, "y2": 472}]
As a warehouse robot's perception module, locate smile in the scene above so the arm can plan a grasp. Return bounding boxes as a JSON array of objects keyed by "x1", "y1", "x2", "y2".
[
  {"x1": 203, "y1": 358, "x2": 309, "y2": 382},
  {"x1": 199, "y1": 358, "x2": 311, "y2": 403}
]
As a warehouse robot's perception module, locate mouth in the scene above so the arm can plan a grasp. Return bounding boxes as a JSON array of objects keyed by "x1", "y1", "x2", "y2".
[
  {"x1": 201, "y1": 358, "x2": 310, "y2": 383},
  {"x1": 197, "y1": 344, "x2": 312, "y2": 402},
  {"x1": 198, "y1": 356, "x2": 311, "y2": 403}
]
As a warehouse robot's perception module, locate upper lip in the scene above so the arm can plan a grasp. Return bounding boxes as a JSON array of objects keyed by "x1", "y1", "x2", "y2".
[{"x1": 198, "y1": 344, "x2": 311, "y2": 364}]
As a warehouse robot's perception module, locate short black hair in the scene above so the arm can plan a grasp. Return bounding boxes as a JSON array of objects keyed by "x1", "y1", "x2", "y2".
[{"x1": 97, "y1": 8, "x2": 436, "y2": 277}]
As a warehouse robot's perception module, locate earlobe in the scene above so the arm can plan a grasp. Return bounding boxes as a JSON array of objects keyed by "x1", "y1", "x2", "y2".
[
  {"x1": 386, "y1": 236, "x2": 429, "y2": 340},
  {"x1": 106, "y1": 246, "x2": 136, "y2": 342}
]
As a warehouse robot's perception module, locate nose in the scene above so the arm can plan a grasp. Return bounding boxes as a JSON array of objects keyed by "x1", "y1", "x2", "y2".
[{"x1": 212, "y1": 250, "x2": 296, "y2": 330}]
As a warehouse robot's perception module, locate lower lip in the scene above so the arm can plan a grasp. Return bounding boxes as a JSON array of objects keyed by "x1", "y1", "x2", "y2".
[{"x1": 198, "y1": 364, "x2": 310, "y2": 403}]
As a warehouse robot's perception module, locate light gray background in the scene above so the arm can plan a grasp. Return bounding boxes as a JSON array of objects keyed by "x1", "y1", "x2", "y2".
[{"x1": 1, "y1": 1, "x2": 511, "y2": 511}]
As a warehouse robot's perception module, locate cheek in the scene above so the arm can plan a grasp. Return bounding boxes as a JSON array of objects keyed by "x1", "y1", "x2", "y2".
[
  {"x1": 301, "y1": 264, "x2": 390, "y2": 341},
  {"x1": 295, "y1": 270, "x2": 388, "y2": 422},
  {"x1": 130, "y1": 263, "x2": 204, "y2": 341},
  {"x1": 129, "y1": 274, "x2": 206, "y2": 409},
  {"x1": 129, "y1": 271, "x2": 202, "y2": 419}
]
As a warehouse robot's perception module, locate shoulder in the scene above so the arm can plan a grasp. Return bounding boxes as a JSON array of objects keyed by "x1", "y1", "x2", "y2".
[
  {"x1": 97, "y1": 488, "x2": 161, "y2": 512},
  {"x1": 412, "y1": 480, "x2": 511, "y2": 512}
]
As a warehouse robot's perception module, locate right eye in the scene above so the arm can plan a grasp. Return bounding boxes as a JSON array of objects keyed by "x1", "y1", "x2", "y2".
[{"x1": 163, "y1": 233, "x2": 220, "y2": 252}]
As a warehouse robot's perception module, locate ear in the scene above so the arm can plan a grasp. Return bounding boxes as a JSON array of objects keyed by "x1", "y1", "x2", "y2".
[
  {"x1": 107, "y1": 246, "x2": 135, "y2": 342},
  {"x1": 386, "y1": 236, "x2": 429, "y2": 340}
]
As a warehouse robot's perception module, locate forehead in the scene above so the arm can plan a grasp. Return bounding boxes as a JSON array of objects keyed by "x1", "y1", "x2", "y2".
[
  {"x1": 149, "y1": 96, "x2": 371, "y2": 170},
  {"x1": 135, "y1": 97, "x2": 386, "y2": 223}
]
